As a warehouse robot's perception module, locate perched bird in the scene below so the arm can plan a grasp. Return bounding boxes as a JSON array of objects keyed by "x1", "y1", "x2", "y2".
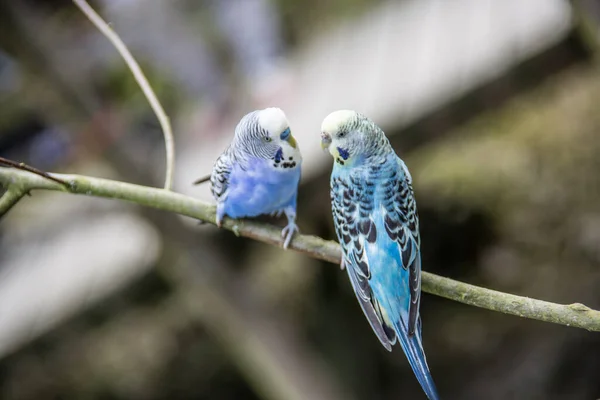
[
  {"x1": 321, "y1": 110, "x2": 439, "y2": 399},
  {"x1": 194, "y1": 108, "x2": 302, "y2": 248}
]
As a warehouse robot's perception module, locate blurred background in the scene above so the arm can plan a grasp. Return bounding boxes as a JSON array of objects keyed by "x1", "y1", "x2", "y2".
[{"x1": 1, "y1": 0, "x2": 600, "y2": 399}]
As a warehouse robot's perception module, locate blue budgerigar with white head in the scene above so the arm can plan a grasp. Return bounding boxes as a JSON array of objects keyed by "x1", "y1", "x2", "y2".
[
  {"x1": 320, "y1": 110, "x2": 439, "y2": 399},
  {"x1": 199, "y1": 107, "x2": 302, "y2": 248}
]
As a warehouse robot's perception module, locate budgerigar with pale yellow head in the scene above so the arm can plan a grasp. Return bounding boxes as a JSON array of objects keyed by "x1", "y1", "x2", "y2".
[
  {"x1": 321, "y1": 110, "x2": 439, "y2": 399},
  {"x1": 196, "y1": 107, "x2": 302, "y2": 248}
]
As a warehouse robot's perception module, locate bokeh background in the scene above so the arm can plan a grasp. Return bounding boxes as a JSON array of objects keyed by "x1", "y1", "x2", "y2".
[{"x1": 1, "y1": 0, "x2": 600, "y2": 399}]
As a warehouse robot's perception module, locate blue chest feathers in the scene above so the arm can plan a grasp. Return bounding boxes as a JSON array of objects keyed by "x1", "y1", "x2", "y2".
[{"x1": 225, "y1": 158, "x2": 301, "y2": 218}]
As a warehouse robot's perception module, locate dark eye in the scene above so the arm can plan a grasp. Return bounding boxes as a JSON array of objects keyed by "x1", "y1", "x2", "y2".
[
  {"x1": 264, "y1": 136, "x2": 272, "y2": 142},
  {"x1": 338, "y1": 131, "x2": 346, "y2": 138}
]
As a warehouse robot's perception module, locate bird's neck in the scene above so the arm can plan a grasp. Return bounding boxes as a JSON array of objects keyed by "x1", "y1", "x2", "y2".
[{"x1": 335, "y1": 147, "x2": 390, "y2": 169}]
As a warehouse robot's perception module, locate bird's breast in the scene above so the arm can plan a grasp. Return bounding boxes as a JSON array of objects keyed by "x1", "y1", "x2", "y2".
[{"x1": 224, "y1": 159, "x2": 300, "y2": 218}]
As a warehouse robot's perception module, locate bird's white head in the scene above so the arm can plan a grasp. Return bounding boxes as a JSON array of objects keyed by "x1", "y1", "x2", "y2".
[
  {"x1": 320, "y1": 110, "x2": 359, "y2": 165},
  {"x1": 321, "y1": 110, "x2": 357, "y2": 138},
  {"x1": 256, "y1": 107, "x2": 297, "y2": 149},
  {"x1": 233, "y1": 107, "x2": 301, "y2": 165},
  {"x1": 320, "y1": 110, "x2": 388, "y2": 166}
]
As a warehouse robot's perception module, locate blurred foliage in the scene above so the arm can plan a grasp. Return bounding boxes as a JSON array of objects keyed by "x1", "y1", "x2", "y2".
[
  {"x1": 412, "y1": 65, "x2": 600, "y2": 297},
  {"x1": 413, "y1": 65, "x2": 600, "y2": 218}
]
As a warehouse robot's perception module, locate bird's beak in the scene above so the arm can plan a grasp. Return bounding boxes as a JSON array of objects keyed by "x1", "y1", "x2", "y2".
[
  {"x1": 280, "y1": 128, "x2": 297, "y2": 148},
  {"x1": 320, "y1": 132, "x2": 332, "y2": 150}
]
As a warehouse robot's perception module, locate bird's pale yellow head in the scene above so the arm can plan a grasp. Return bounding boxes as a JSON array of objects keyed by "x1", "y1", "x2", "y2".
[
  {"x1": 320, "y1": 110, "x2": 390, "y2": 166},
  {"x1": 320, "y1": 110, "x2": 361, "y2": 165}
]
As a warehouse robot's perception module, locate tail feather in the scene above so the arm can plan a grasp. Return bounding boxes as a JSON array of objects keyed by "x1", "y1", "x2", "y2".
[
  {"x1": 392, "y1": 318, "x2": 439, "y2": 400},
  {"x1": 193, "y1": 174, "x2": 211, "y2": 185}
]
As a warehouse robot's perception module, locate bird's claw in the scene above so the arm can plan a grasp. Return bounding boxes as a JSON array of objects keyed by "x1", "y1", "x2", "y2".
[
  {"x1": 281, "y1": 222, "x2": 299, "y2": 249},
  {"x1": 340, "y1": 258, "x2": 346, "y2": 270},
  {"x1": 270, "y1": 210, "x2": 284, "y2": 218},
  {"x1": 216, "y1": 203, "x2": 226, "y2": 228}
]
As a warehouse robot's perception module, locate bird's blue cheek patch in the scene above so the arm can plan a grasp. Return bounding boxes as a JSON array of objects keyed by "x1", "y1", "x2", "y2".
[
  {"x1": 337, "y1": 147, "x2": 350, "y2": 160},
  {"x1": 274, "y1": 147, "x2": 284, "y2": 163}
]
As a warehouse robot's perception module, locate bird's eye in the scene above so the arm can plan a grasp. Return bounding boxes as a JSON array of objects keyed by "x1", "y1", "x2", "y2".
[
  {"x1": 264, "y1": 136, "x2": 272, "y2": 142},
  {"x1": 338, "y1": 131, "x2": 346, "y2": 138}
]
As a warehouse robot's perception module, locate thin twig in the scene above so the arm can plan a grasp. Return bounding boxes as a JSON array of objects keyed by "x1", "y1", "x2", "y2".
[
  {"x1": 1, "y1": 167, "x2": 599, "y2": 332},
  {"x1": 72, "y1": 0, "x2": 175, "y2": 191},
  {"x1": 0, "y1": 157, "x2": 69, "y2": 186}
]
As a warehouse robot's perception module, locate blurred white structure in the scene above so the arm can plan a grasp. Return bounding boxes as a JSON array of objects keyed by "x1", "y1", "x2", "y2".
[
  {"x1": 181, "y1": 0, "x2": 572, "y2": 198},
  {"x1": 0, "y1": 194, "x2": 160, "y2": 356}
]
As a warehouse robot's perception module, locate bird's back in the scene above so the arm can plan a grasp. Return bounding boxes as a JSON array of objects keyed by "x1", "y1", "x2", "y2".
[{"x1": 340, "y1": 155, "x2": 414, "y2": 318}]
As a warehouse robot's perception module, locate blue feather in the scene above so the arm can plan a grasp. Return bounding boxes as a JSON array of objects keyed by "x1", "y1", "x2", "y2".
[
  {"x1": 274, "y1": 147, "x2": 284, "y2": 163},
  {"x1": 224, "y1": 158, "x2": 300, "y2": 218},
  {"x1": 390, "y1": 317, "x2": 439, "y2": 400},
  {"x1": 337, "y1": 147, "x2": 350, "y2": 160}
]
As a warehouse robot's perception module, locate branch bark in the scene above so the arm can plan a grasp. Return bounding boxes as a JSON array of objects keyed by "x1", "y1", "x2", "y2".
[
  {"x1": 0, "y1": 185, "x2": 26, "y2": 218},
  {"x1": 1, "y1": 167, "x2": 599, "y2": 332}
]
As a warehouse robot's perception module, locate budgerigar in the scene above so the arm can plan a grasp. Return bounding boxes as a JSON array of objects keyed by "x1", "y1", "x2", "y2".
[
  {"x1": 194, "y1": 107, "x2": 302, "y2": 248},
  {"x1": 320, "y1": 110, "x2": 439, "y2": 399}
]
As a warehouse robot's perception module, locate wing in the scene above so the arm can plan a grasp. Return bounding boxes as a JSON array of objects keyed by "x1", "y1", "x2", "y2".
[
  {"x1": 381, "y1": 158, "x2": 421, "y2": 336},
  {"x1": 210, "y1": 151, "x2": 233, "y2": 202},
  {"x1": 331, "y1": 174, "x2": 395, "y2": 351}
]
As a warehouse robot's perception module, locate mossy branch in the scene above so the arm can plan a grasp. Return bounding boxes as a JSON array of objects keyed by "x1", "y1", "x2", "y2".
[
  {"x1": 0, "y1": 185, "x2": 26, "y2": 218},
  {"x1": 1, "y1": 167, "x2": 599, "y2": 332}
]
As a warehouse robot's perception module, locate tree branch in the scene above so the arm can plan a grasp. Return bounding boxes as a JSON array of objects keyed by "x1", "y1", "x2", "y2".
[
  {"x1": 1, "y1": 167, "x2": 599, "y2": 332},
  {"x1": 72, "y1": 0, "x2": 175, "y2": 191},
  {"x1": 0, "y1": 185, "x2": 26, "y2": 218},
  {"x1": 0, "y1": 157, "x2": 69, "y2": 186}
]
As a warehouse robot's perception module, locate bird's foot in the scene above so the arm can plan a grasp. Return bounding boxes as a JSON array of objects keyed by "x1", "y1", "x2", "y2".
[
  {"x1": 270, "y1": 210, "x2": 284, "y2": 218},
  {"x1": 281, "y1": 222, "x2": 299, "y2": 249},
  {"x1": 340, "y1": 258, "x2": 346, "y2": 270},
  {"x1": 215, "y1": 204, "x2": 225, "y2": 228}
]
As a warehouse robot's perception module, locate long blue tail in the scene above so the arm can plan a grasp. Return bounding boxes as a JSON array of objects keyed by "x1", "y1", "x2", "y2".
[{"x1": 392, "y1": 318, "x2": 439, "y2": 400}]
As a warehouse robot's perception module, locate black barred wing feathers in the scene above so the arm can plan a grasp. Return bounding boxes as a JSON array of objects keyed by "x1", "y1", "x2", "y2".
[
  {"x1": 210, "y1": 152, "x2": 233, "y2": 201},
  {"x1": 381, "y1": 158, "x2": 421, "y2": 336},
  {"x1": 331, "y1": 173, "x2": 394, "y2": 350}
]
